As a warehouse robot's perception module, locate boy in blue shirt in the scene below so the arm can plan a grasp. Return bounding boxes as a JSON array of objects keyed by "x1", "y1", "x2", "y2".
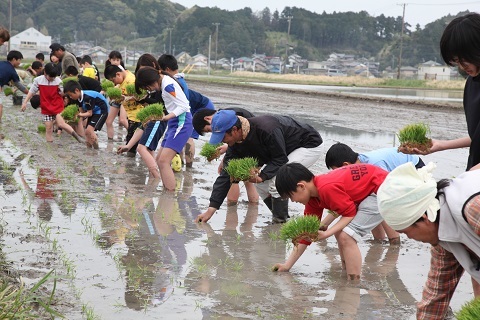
[
  {"x1": 0, "y1": 50, "x2": 29, "y2": 121},
  {"x1": 64, "y1": 80, "x2": 109, "y2": 149},
  {"x1": 325, "y1": 142, "x2": 425, "y2": 243}
]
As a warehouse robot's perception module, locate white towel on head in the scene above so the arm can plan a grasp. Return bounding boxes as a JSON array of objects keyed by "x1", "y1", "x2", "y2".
[{"x1": 377, "y1": 162, "x2": 440, "y2": 230}]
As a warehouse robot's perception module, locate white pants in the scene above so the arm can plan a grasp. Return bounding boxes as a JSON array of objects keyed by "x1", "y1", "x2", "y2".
[{"x1": 255, "y1": 145, "x2": 322, "y2": 199}]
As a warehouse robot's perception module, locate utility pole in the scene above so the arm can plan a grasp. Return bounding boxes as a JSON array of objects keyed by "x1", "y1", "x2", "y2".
[
  {"x1": 8, "y1": 0, "x2": 12, "y2": 52},
  {"x1": 166, "y1": 28, "x2": 173, "y2": 54},
  {"x1": 212, "y1": 23, "x2": 220, "y2": 69},
  {"x1": 131, "y1": 31, "x2": 138, "y2": 66},
  {"x1": 396, "y1": 3, "x2": 406, "y2": 80},
  {"x1": 208, "y1": 34, "x2": 211, "y2": 76},
  {"x1": 285, "y1": 16, "x2": 293, "y2": 74}
]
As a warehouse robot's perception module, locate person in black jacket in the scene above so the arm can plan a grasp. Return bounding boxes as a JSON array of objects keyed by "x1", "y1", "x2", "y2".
[{"x1": 195, "y1": 109, "x2": 323, "y2": 224}]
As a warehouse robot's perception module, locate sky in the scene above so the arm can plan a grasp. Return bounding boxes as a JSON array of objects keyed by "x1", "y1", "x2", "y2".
[{"x1": 174, "y1": 0, "x2": 479, "y2": 27}]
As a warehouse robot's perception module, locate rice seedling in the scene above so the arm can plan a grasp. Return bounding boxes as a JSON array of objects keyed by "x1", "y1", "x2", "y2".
[
  {"x1": 3, "y1": 87, "x2": 13, "y2": 96},
  {"x1": 397, "y1": 122, "x2": 432, "y2": 153},
  {"x1": 100, "y1": 79, "x2": 114, "y2": 91},
  {"x1": 456, "y1": 298, "x2": 480, "y2": 320},
  {"x1": 135, "y1": 103, "x2": 164, "y2": 126},
  {"x1": 125, "y1": 84, "x2": 137, "y2": 96},
  {"x1": 37, "y1": 124, "x2": 46, "y2": 133},
  {"x1": 224, "y1": 157, "x2": 259, "y2": 182},
  {"x1": 62, "y1": 77, "x2": 79, "y2": 85},
  {"x1": 0, "y1": 270, "x2": 63, "y2": 319},
  {"x1": 199, "y1": 143, "x2": 222, "y2": 162},
  {"x1": 279, "y1": 215, "x2": 322, "y2": 246},
  {"x1": 106, "y1": 87, "x2": 122, "y2": 100},
  {"x1": 61, "y1": 104, "x2": 79, "y2": 123}
]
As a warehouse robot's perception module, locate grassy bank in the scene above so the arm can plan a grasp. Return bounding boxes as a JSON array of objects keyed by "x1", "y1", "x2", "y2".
[{"x1": 186, "y1": 70, "x2": 466, "y2": 91}]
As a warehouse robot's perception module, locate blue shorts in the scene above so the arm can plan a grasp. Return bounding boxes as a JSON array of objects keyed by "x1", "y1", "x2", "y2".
[
  {"x1": 139, "y1": 120, "x2": 167, "y2": 151},
  {"x1": 190, "y1": 100, "x2": 215, "y2": 139},
  {"x1": 161, "y1": 112, "x2": 193, "y2": 153}
]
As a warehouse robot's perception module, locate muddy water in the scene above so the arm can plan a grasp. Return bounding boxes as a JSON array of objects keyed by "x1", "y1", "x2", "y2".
[{"x1": 0, "y1": 85, "x2": 472, "y2": 319}]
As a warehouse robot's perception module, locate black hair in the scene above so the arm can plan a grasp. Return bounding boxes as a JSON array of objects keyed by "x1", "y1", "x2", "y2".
[
  {"x1": 7, "y1": 50, "x2": 23, "y2": 61},
  {"x1": 440, "y1": 13, "x2": 480, "y2": 67},
  {"x1": 76, "y1": 56, "x2": 82, "y2": 64},
  {"x1": 65, "y1": 65, "x2": 79, "y2": 76},
  {"x1": 44, "y1": 62, "x2": 58, "y2": 78},
  {"x1": 135, "y1": 53, "x2": 160, "y2": 74},
  {"x1": 325, "y1": 142, "x2": 359, "y2": 169},
  {"x1": 81, "y1": 55, "x2": 93, "y2": 65},
  {"x1": 105, "y1": 51, "x2": 125, "y2": 68},
  {"x1": 64, "y1": 80, "x2": 82, "y2": 93},
  {"x1": 31, "y1": 61, "x2": 43, "y2": 70},
  {"x1": 35, "y1": 52, "x2": 45, "y2": 61},
  {"x1": 104, "y1": 64, "x2": 123, "y2": 80},
  {"x1": 158, "y1": 54, "x2": 179, "y2": 71},
  {"x1": 135, "y1": 66, "x2": 160, "y2": 94},
  {"x1": 275, "y1": 162, "x2": 315, "y2": 198},
  {"x1": 0, "y1": 27, "x2": 10, "y2": 41},
  {"x1": 225, "y1": 118, "x2": 242, "y2": 135},
  {"x1": 192, "y1": 109, "x2": 217, "y2": 135}
]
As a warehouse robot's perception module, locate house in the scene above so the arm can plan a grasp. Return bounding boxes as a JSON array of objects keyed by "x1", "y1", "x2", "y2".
[
  {"x1": 417, "y1": 60, "x2": 452, "y2": 80},
  {"x1": 234, "y1": 57, "x2": 253, "y2": 71},
  {"x1": 176, "y1": 51, "x2": 192, "y2": 65},
  {"x1": 9, "y1": 27, "x2": 51, "y2": 59},
  {"x1": 78, "y1": 46, "x2": 109, "y2": 64}
]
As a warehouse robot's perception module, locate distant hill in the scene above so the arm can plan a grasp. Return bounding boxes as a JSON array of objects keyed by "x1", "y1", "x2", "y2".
[{"x1": 0, "y1": 1, "x2": 470, "y2": 69}]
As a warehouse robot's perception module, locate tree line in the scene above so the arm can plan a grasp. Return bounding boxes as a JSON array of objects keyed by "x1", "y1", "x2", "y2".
[{"x1": 0, "y1": 0, "x2": 469, "y2": 70}]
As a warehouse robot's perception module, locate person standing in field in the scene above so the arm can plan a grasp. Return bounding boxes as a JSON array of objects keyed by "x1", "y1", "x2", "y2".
[
  {"x1": 21, "y1": 63, "x2": 83, "y2": 143},
  {"x1": 0, "y1": 50, "x2": 29, "y2": 121},
  {"x1": 49, "y1": 43, "x2": 79, "y2": 78}
]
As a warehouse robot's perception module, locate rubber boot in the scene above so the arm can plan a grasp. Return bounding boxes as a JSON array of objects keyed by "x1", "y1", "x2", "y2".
[
  {"x1": 263, "y1": 196, "x2": 273, "y2": 211},
  {"x1": 271, "y1": 197, "x2": 289, "y2": 224}
]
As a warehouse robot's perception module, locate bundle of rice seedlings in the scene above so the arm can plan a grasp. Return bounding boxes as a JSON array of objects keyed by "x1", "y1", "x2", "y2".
[
  {"x1": 3, "y1": 87, "x2": 13, "y2": 96},
  {"x1": 225, "y1": 157, "x2": 259, "y2": 182},
  {"x1": 101, "y1": 79, "x2": 114, "y2": 91},
  {"x1": 22, "y1": 63, "x2": 31, "y2": 70},
  {"x1": 397, "y1": 122, "x2": 432, "y2": 153},
  {"x1": 38, "y1": 124, "x2": 46, "y2": 133},
  {"x1": 61, "y1": 104, "x2": 79, "y2": 123},
  {"x1": 106, "y1": 87, "x2": 122, "y2": 101},
  {"x1": 125, "y1": 84, "x2": 137, "y2": 96},
  {"x1": 279, "y1": 215, "x2": 322, "y2": 246},
  {"x1": 199, "y1": 143, "x2": 222, "y2": 161},
  {"x1": 456, "y1": 298, "x2": 480, "y2": 320},
  {"x1": 136, "y1": 103, "x2": 164, "y2": 126},
  {"x1": 62, "y1": 77, "x2": 79, "y2": 85}
]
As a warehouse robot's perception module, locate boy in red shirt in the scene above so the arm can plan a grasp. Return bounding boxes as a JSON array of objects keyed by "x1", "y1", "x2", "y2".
[
  {"x1": 273, "y1": 162, "x2": 388, "y2": 280},
  {"x1": 21, "y1": 63, "x2": 83, "y2": 143}
]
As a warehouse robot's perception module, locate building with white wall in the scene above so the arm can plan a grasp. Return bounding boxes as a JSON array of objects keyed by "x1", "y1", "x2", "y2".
[{"x1": 9, "y1": 27, "x2": 51, "y2": 59}]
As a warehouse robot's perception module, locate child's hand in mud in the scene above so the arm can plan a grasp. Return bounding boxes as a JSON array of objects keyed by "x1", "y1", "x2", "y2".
[
  {"x1": 272, "y1": 263, "x2": 290, "y2": 272},
  {"x1": 117, "y1": 145, "x2": 129, "y2": 154}
]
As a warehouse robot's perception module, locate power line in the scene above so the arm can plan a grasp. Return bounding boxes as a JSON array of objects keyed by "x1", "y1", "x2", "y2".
[{"x1": 407, "y1": 1, "x2": 480, "y2": 5}]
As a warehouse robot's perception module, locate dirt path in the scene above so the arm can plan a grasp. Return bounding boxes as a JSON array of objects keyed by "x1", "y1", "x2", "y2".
[{"x1": 0, "y1": 82, "x2": 469, "y2": 319}]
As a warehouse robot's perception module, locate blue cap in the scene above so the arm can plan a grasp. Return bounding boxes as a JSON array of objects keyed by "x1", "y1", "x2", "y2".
[{"x1": 209, "y1": 110, "x2": 238, "y2": 145}]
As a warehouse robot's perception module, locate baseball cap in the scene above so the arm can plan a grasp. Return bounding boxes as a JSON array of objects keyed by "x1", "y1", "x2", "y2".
[
  {"x1": 209, "y1": 110, "x2": 238, "y2": 144},
  {"x1": 49, "y1": 43, "x2": 64, "y2": 54}
]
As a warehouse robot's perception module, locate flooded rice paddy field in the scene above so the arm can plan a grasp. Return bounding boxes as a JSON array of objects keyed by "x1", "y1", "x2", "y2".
[{"x1": 0, "y1": 82, "x2": 472, "y2": 319}]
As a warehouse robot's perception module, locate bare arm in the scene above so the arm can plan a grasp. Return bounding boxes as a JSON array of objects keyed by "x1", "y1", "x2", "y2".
[{"x1": 273, "y1": 243, "x2": 308, "y2": 272}]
